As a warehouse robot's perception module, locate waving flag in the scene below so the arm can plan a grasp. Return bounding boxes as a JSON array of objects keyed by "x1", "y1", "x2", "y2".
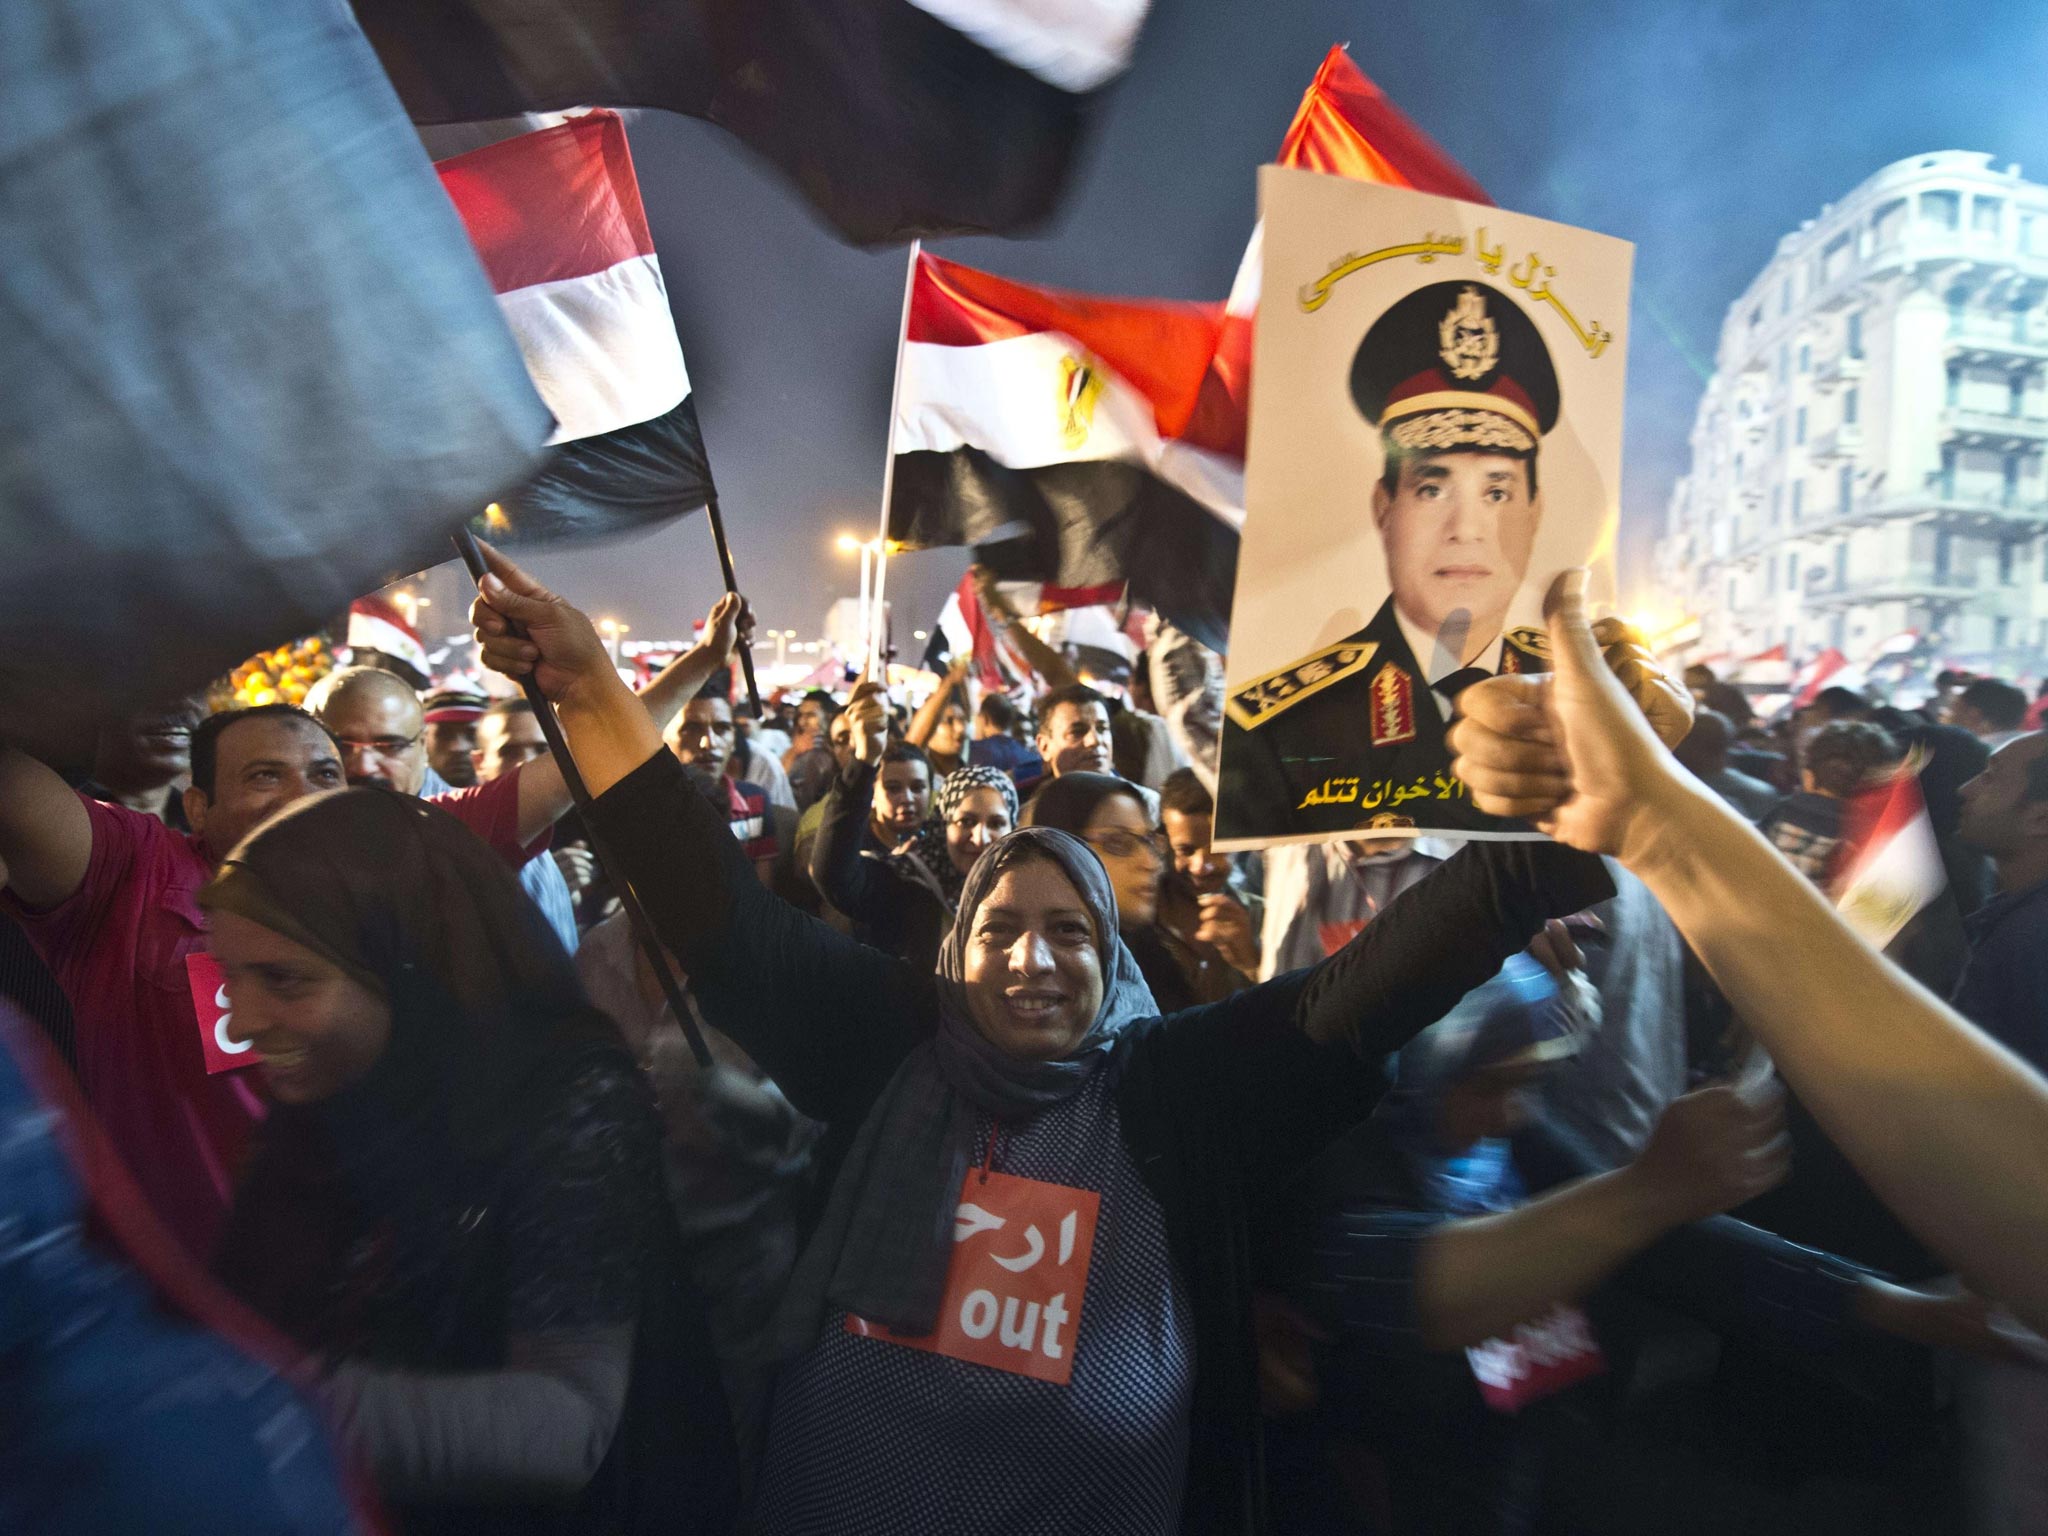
[
  {"x1": 0, "y1": 0, "x2": 551, "y2": 758},
  {"x1": 883, "y1": 49, "x2": 1486, "y2": 655},
  {"x1": 436, "y1": 112, "x2": 713, "y2": 544},
  {"x1": 355, "y1": 0, "x2": 1149, "y2": 246},
  {"x1": 885, "y1": 253, "x2": 1238, "y2": 650},
  {"x1": 1183, "y1": 45, "x2": 1493, "y2": 460},
  {"x1": 1834, "y1": 759, "x2": 1947, "y2": 950}
]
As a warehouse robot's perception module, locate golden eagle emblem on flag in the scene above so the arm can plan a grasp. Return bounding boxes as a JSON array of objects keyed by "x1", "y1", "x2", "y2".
[{"x1": 1058, "y1": 355, "x2": 1105, "y2": 450}]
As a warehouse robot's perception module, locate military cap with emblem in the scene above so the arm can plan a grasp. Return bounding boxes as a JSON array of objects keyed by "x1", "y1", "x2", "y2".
[{"x1": 1350, "y1": 280, "x2": 1560, "y2": 457}]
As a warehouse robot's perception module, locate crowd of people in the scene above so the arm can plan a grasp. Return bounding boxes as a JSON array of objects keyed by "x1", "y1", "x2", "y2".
[{"x1": 6, "y1": 550, "x2": 2048, "y2": 1536}]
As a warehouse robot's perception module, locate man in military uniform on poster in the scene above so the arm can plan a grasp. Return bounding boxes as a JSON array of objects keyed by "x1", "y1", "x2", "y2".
[{"x1": 1220, "y1": 279, "x2": 1565, "y2": 841}]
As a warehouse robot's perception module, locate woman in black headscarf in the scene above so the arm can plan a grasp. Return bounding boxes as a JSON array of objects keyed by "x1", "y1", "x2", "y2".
[
  {"x1": 466, "y1": 547, "x2": 1656, "y2": 1536},
  {"x1": 1025, "y1": 771, "x2": 1250, "y2": 1011},
  {"x1": 202, "y1": 787, "x2": 737, "y2": 1536}
]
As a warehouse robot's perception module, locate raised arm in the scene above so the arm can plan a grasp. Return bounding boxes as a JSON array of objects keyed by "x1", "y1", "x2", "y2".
[
  {"x1": 638, "y1": 593, "x2": 751, "y2": 737},
  {"x1": 809, "y1": 758, "x2": 895, "y2": 922},
  {"x1": 972, "y1": 565, "x2": 1077, "y2": 690},
  {"x1": 904, "y1": 656, "x2": 969, "y2": 750},
  {"x1": 469, "y1": 547, "x2": 936, "y2": 1120},
  {"x1": 1451, "y1": 569, "x2": 2048, "y2": 1332},
  {"x1": 0, "y1": 747, "x2": 94, "y2": 909}
]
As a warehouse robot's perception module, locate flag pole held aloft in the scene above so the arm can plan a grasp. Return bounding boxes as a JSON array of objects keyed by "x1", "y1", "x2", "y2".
[{"x1": 451, "y1": 526, "x2": 713, "y2": 1069}]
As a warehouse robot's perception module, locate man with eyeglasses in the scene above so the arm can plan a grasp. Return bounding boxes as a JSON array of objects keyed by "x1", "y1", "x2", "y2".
[{"x1": 309, "y1": 666, "x2": 570, "y2": 871}]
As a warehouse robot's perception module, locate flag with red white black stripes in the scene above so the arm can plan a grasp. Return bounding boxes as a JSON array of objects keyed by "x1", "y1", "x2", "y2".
[{"x1": 435, "y1": 111, "x2": 713, "y2": 544}]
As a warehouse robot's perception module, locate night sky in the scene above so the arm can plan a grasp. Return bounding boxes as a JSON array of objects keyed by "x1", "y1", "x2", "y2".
[{"x1": 461, "y1": 0, "x2": 2048, "y2": 654}]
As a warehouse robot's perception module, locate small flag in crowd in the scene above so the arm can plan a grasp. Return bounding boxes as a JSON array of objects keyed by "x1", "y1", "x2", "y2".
[
  {"x1": 436, "y1": 111, "x2": 713, "y2": 545},
  {"x1": 1834, "y1": 757, "x2": 1947, "y2": 951},
  {"x1": 881, "y1": 49, "x2": 1487, "y2": 657},
  {"x1": 354, "y1": 0, "x2": 1150, "y2": 246},
  {"x1": 345, "y1": 598, "x2": 433, "y2": 689},
  {"x1": 885, "y1": 253, "x2": 1239, "y2": 652},
  {"x1": 0, "y1": 0, "x2": 551, "y2": 757}
]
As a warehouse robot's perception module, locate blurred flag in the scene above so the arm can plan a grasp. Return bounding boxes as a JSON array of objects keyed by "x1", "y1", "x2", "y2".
[
  {"x1": 0, "y1": 0, "x2": 552, "y2": 759},
  {"x1": 883, "y1": 49, "x2": 1486, "y2": 657},
  {"x1": 1184, "y1": 45, "x2": 1492, "y2": 459},
  {"x1": 1834, "y1": 760, "x2": 1947, "y2": 950},
  {"x1": 885, "y1": 253, "x2": 1238, "y2": 651},
  {"x1": 436, "y1": 111, "x2": 713, "y2": 544},
  {"x1": 1791, "y1": 647, "x2": 1849, "y2": 708},
  {"x1": 354, "y1": 0, "x2": 1149, "y2": 246}
]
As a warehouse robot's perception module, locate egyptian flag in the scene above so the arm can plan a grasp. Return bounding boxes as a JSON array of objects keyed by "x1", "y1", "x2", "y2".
[
  {"x1": 1833, "y1": 761, "x2": 1947, "y2": 950},
  {"x1": 346, "y1": 596, "x2": 433, "y2": 687},
  {"x1": 1182, "y1": 45, "x2": 1493, "y2": 461},
  {"x1": 436, "y1": 112, "x2": 712, "y2": 544},
  {"x1": 355, "y1": 0, "x2": 1149, "y2": 247},
  {"x1": 884, "y1": 51, "x2": 1487, "y2": 656},
  {"x1": 887, "y1": 254, "x2": 1238, "y2": 651}
]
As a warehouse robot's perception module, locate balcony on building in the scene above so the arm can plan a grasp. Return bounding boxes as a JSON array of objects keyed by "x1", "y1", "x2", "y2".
[
  {"x1": 1809, "y1": 424, "x2": 1864, "y2": 460},
  {"x1": 1942, "y1": 404, "x2": 2048, "y2": 447},
  {"x1": 1946, "y1": 315, "x2": 2048, "y2": 368},
  {"x1": 1801, "y1": 565, "x2": 1982, "y2": 608},
  {"x1": 1864, "y1": 471, "x2": 2048, "y2": 535},
  {"x1": 1814, "y1": 349, "x2": 1866, "y2": 388}
]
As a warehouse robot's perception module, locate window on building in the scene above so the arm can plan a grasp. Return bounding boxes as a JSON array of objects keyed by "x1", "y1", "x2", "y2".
[
  {"x1": 1780, "y1": 276, "x2": 1792, "y2": 315},
  {"x1": 1798, "y1": 343, "x2": 1811, "y2": 374},
  {"x1": 1846, "y1": 311, "x2": 1863, "y2": 358},
  {"x1": 1995, "y1": 616, "x2": 2011, "y2": 647},
  {"x1": 1792, "y1": 481, "x2": 1804, "y2": 521},
  {"x1": 1843, "y1": 387, "x2": 1859, "y2": 426},
  {"x1": 1787, "y1": 552, "x2": 1799, "y2": 589},
  {"x1": 1778, "y1": 342, "x2": 1789, "y2": 382},
  {"x1": 1775, "y1": 417, "x2": 1786, "y2": 454},
  {"x1": 2005, "y1": 456, "x2": 2021, "y2": 507},
  {"x1": 1940, "y1": 447, "x2": 1957, "y2": 498},
  {"x1": 1934, "y1": 528, "x2": 1952, "y2": 581},
  {"x1": 2000, "y1": 540, "x2": 2016, "y2": 584},
  {"x1": 1946, "y1": 366, "x2": 1961, "y2": 408},
  {"x1": 1922, "y1": 189, "x2": 1960, "y2": 231},
  {"x1": 1834, "y1": 540, "x2": 1849, "y2": 588},
  {"x1": 1838, "y1": 464, "x2": 1854, "y2": 511},
  {"x1": 1795, "y1": 407, "x2": 1807, "y2": 445},
  {"x1": 1731, "y1": 514, "x2": 1742, "y2": 548},
  {"x1": 2023, "y1": 213, "x2": 2038, "y2": 255},
  {"x1": 1750, "y1": 304, "x2": 1764, "y2": 331},
  {"x1": 1735, "y1": 451, "x2": 1745, "y2": 482},
  {"x1": 1772, "y1": 484, "x2": 1784, "y2": 524},
  {"x1": 1974, "y1": 196, "x2": 2003, "y2": 236},
  {"x1": 1767, "y1": 560, "x2": 1777, "y2": 595},
  {"x1": 2012, "y1": 375, "x2": 2027, "y2": 418},
  {"x1": 1873, "y1": 198, "x2": 1907, "y2": 249},
  {"x1": 1948, "y1": 290, "x2": 1968, "y2": 330}
]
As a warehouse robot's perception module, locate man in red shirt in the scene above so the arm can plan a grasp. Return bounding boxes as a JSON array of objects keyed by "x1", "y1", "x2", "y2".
[{"x1": 0, "y1": 706, "x2": 347, "y2": 1258}]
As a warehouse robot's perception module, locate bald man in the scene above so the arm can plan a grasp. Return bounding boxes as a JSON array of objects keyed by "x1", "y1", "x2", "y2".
[{"x1": 308, "y1": 666, "x2": 571, "y2": 861}]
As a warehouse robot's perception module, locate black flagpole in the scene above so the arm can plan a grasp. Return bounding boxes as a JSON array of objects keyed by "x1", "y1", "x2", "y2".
[
  {"x1": 703, "y1": 492, "x2": 763, "y2": 718},
  {"x1": 452, "y1": 526, "x2": 712, "y2": 1068}
]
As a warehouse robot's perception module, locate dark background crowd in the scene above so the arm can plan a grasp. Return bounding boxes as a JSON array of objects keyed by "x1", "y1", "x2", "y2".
[{"x1": 5, "y1": 553, "x2": 2048, "y2": 1536}]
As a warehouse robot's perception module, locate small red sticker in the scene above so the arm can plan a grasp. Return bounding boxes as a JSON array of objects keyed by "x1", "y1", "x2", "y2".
[{"x1": 186, "y1": 952, "x2": 261, "y2": 1074}]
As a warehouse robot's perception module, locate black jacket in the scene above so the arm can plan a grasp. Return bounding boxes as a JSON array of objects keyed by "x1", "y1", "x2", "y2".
[
  {"x1": 809, "y1": 758, "x2": 951, "y2": 973},
  {"x1": 590, "y1": 749, "x2": 1612, "y2": 1536}
]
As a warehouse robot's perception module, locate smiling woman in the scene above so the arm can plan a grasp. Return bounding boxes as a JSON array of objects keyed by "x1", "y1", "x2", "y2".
[
  {"x1": 198, "y1": 788, "x2": 737, "y2": 1535},
  {"x1": 466, "y1": 544, "x2": 1619, "y2": 1536}
]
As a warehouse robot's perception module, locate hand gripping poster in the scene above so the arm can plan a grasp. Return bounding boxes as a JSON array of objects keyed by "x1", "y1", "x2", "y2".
[{"x1": 1215, "y1": 167, "x2": 1632, "y2": 849}]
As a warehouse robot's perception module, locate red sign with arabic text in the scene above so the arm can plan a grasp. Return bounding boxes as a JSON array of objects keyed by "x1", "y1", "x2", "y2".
[{"x1": 847, "y1": 1168, "x2": 1100, "y2": 1385}]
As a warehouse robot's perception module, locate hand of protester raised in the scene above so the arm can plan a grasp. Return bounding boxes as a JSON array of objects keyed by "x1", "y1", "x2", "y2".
[
  {"x1": 845, "y1": 679, "x2": 890, "y2": 765},
  {"x1": 1624, "y1": 1074, "x2": 1790, "y2": 1231},
  {"x1": 469, "y1": 541, "x2": 628, "y2": 714},
  {"x1": 696, "y1": 592, "x2": 753, "y2": 668},
  {"x1": 1447, "y1": 569, "x2": 1696, "y2": 861}
]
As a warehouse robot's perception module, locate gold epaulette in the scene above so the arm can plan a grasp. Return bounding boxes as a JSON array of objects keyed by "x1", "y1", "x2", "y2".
[
  {"x1": 1498, "y1": 625, "x2": 1552, "y2": 675},
  {"x1": 1226, "y1": 638, "x2": 1378, "y2": 730}
]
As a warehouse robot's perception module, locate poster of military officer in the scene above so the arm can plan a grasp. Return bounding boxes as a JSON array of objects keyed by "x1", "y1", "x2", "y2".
[{"x1": 1215, "y1": 167, "x2": 1632, "y2": 848}]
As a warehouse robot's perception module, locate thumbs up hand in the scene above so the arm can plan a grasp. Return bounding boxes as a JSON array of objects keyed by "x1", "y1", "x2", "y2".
[{"x1": 1446, "y1": 569, "x2": 1696, "y2": 863}]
